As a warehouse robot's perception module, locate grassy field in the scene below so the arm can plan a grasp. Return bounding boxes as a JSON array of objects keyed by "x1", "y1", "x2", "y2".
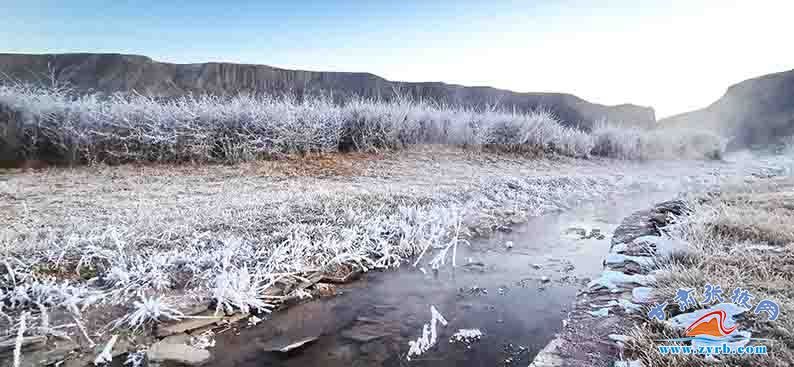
[{"x1": 626, "y1": 177, "x2": 794, "y2": 366}]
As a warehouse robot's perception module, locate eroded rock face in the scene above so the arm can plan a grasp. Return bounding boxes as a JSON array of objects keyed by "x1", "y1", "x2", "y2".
[
  {"x1": 660, "y1": 68, "x2": 794, "y2": 149},
  {"x1": 0, "y1": 53, "x2": 656, "y2": 130}
]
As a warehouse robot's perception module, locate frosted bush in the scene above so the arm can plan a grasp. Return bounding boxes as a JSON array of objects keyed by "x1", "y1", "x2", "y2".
[
  {"x1": 591, "y1": 121, "x2": 724, "y2": 160},
  {"x1": 0, "y1": 83, "x2": 594, "y2": 164},
  {"x1": 211, "y1": 265, "x2": 275, "y2": 315},
  {"x1": 407, "y1": 305, "x2": 448, "y2": 360},
  {"x1": 113, "y1": 295, "x2": 183, "y2": 331}
]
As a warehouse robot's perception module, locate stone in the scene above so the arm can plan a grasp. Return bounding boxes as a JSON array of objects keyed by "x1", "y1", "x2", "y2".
[
  {"x1": 618, "y1": 299, "x2": 643, "y2": 313},
  {"x1": 631, "y1": 287, "x2": 654, "y2": 304},
  {"x1": 0, "y1": 335, "x2": 47, "y2": 353},
  {"x1": 157, "y1": 315, "x2": 223, "y2": 337},
  {"x1": 632, "y1": 235, "x2": 690, "y2": 257},
  {"x1": 614, "y1": 360, "x2": 643, "y2": 367},
  {"x1": 605, "y1": 254, "x2": 655, "y2": 270},
  {"x1": 587, "y1": 270, "x2": 655, "y2": 290},
  {"x1": 147, "y1": 340, "x2": 211, "y2": 366},
  {"x1": 587, "y1": 308, "x2": 610, "y2": 317},
  {"x1": 161, "y1": 333, "x2": 190, "y2": 345},
  {"x1": 608, "y1": 334, "x2": 632, "y2": 343},
  {"x1": 528, "y1": 337, "x2": 564, "y2": 367}
]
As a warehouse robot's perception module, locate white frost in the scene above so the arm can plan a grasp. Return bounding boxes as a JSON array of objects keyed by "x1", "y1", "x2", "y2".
[
  {"x1": 587, "y1": 308, "x2": 610, "y2": 317},
  {"x1": 406, "y1": 305, "x2": 448, "y2": 360},
  {"x1": 587, "y1": 270, "x2": 655, "y2": 290},
  {"x1": 449, "y1": 329, "x2": 483, "y2": 344},
  {"x1": 631, "y1": 287, "x2": 654, "y2": 304},
  {"x1": 632, "y1": 235, "x2": 689, "y2": 256},
  {"x1": 94, "y1": 334, "x2": 118, "y2": 365}
]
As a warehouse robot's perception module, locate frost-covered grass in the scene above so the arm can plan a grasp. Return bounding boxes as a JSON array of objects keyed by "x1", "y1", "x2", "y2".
[
  {"x1": 1, "y1": 148, "x2": 788, "y2": 364},
  {"x1": 407, "y1": 305, "x2": 448, "y2": 360},
  {"x1": 591, "y1": 121, "x2": 725, "y2": 161},
  {"x1": 625, "y1": 178, "x2": 794, "y2": 367},
  {"x1": 2, "y1": 150, "x2": 638, "y2": 356},
  {"x1": 0, "y1": 83, "x2": 594, "y2": 164}
]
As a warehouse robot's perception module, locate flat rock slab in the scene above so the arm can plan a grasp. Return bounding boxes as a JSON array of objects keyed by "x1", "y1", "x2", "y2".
[
  {"x1": 157, "y1": 316, "x2": 223, "y2": 337},
  {"x1": 0, "y1": 335, "x2": 47, "y2": 353},
  {"x1": 529, "y1": 337, "x2": 564, "y2": 367},
  {"x1": 148, "y1": 341, "x2": 211, "y2": 366}
]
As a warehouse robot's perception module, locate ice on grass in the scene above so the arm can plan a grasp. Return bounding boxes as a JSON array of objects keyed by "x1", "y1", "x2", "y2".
[{"x1": 406, "y1": 305, "x2": 448, "y2": 360}]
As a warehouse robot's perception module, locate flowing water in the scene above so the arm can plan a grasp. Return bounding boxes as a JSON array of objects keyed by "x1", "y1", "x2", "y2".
[
  {"x1": 208, "y1": 191, "x2": 678, "y2": 367},
  {"x1": 207, "y1": 153, "x2": 793, "y2": 367}
]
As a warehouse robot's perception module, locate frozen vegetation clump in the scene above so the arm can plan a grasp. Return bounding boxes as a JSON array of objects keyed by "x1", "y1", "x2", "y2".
[
  {"x1": 407, "y1": 305, "x2": 448, "y2": 360},
  {"x1": 591, "y1": 120, "x2": 725, "y2": 160},
  {"x1": 0, "y1": 83, "x2": 596, "y2": 164},
  {"x1": 0, "y1": 83, "x2": 730, "y2": 165},
  {"x1": 450, "y1": 328, "x2": 483, "y2": 344}
]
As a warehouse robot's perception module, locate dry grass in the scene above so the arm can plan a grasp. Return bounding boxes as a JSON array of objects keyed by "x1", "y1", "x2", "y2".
[{"x1": 625, "y1": 177, "x2": 794, "y2": 367}]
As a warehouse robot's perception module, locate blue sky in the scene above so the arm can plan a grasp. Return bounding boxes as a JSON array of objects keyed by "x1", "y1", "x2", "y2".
[{"x1": 4, "y1": 0, "x2": 793, "y2": 117}]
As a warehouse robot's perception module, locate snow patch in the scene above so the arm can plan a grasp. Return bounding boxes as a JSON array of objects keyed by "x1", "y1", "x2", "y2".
[
  {"x1": 587, "y1": 308, "x2": 610, "y2": 317},
  {"x1": 619, "y1": 299, "x2": 642, "y2": 313},
  {"x1": 631, "y1": 287, "x2": 654, "y2": 304},
  {"x1": 633, "y1": 235, "x2": 689, "y2": 256},
  {"x1": 587, "y1": 271, "x2": 655, "y2": 290}
]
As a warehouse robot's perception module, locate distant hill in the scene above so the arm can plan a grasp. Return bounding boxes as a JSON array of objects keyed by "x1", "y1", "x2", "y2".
[
  {"x1": 659, "y1": 69, "x2": 794, "y2": 148},
  {"x1": 0, "y1": 53, "x2": 654, "y2": 130}
]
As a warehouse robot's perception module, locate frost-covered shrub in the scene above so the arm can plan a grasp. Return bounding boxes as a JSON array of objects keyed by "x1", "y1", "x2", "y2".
[
  {"x1": 591, "y1": 121, "x2": 725, "y2": 160},
  {"x1": 211, "y1": 265, "x2": 274, "y2": 315},
  {"x1": 0, "y1": 83, "x2": 594, "y2": 164},
  {"x1": 112, "y1": 295, "x2": 184, "y2": 331}
]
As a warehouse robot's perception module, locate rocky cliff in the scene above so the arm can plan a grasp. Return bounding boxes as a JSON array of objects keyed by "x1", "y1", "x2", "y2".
[
  {"x1": 659, "y1": 68, "x2": 794, "y2": 148},
  {"x1": 0, "y1": 53, "x2": 655, "y2": 130}
]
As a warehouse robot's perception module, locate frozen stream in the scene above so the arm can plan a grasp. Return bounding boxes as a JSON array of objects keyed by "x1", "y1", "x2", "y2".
[{"x1": 206, "y1": 152, "x2": 792, "y2": 367}]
